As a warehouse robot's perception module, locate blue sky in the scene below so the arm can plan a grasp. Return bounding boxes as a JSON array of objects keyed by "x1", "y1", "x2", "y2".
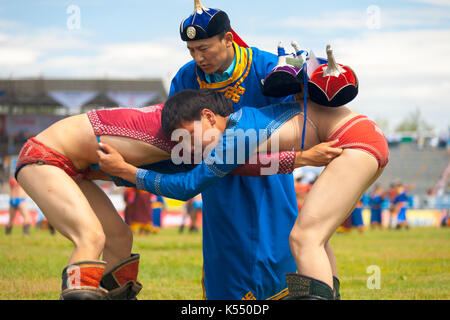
[{"x1": 1, "y1": 0, "x2": 449, "y2": 132}]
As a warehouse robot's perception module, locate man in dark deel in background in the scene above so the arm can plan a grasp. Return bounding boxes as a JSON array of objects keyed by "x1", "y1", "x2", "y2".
[{"x1": 169, "y1": 0, "x2": 318, "y2": 300}]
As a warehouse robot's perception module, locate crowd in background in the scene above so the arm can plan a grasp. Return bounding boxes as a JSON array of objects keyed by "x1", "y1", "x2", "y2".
[
  {"x1": 294, "y1": 172, "x2": 450, "y2": 234},
  {"x1": 3, "y1": 172, "x2": 449, "y2": 236}
]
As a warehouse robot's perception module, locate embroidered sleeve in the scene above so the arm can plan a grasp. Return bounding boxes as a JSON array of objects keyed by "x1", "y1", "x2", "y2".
[
  {"x1": 132, "y1": 123, "x2": 250, "y2": 201},
  {"x1": 134, "y1": 163, "x2": 226, "y2": 201},
  {"x1": 230, "y1": 151, "x2": 296, "y2": 176}
]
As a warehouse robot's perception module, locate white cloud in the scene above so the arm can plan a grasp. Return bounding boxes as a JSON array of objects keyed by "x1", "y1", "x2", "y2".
[
  {"x1": 0, "y1": 25, "x2": 93, "y2": 73},
  {"x1": 327, "y1": 29, "x2": 450, "y2": 132},
  {"x1": 0, "y1": 46, "x2": 40, "y2": 66},
  {"x1": 0, "y1": 18, "x2": 24, "y2": 31},
  {"x1": 278, "y1": 7, "x2": 450, "y2": 32},
  {"x1": 331, "y1": 29, "x2": 450, "y2": 77},
  {"x1": 39, "y1": 38, "x2": 191, "y2": 78},
  {"x1": 0, "y1": 20, "x2": 191, "y2": 79}
]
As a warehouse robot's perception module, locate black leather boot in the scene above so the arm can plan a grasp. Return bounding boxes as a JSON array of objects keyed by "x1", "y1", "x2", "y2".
[
  {"x1": 284, "y1": 273, "x2": 334, "y2": 300},
  {"x1": 333, "y1": 276, "x2": 341, "y2": 300}
]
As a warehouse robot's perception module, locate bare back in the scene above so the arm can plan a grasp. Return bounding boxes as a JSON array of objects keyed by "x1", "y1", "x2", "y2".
[
  {"x1": 268, "y1": 101, "x2": 359, "y2": 151},
  {"x1": 35, "y1": 114, "x2": 170, "y2": 171}
]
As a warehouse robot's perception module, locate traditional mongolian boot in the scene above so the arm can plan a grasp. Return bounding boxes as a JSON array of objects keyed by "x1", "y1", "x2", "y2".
[
  {"x1": 100, "y1": 254, "x2": 142, "y2": 300},
  {"x1": 284, "y1": 273, "x2": 334, "y2": 300},
  {"x1": 60, "y1": 261, "x2": 108, "y2": 300},
  {"x1": 333, "y1": 276, "x2": 341, "y2": 300}
]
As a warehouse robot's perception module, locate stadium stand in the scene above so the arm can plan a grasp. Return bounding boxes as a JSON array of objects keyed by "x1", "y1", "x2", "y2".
[
  {"x1": 0, "y1": 77, "x2": 168, "y2": 192},
  {"x1": 376, "y1": 138, "x2": 449, "y2": 208},
  {"x1": 0, "y1": 78, "x2": 167, "y2": 115}
]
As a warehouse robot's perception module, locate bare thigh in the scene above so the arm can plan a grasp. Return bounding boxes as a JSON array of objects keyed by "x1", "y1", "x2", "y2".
[
  {"x1": 16, "y1": 165, "x2": 103, "y2": 244},
  {"x1": 77, "y1": 179, "x2": 132, "y2": 265},
  {"x1": 295, "y1": 149, "x2": 384, "y2": 243},
  {"x1": 77, "y1": 179, "x2": 127, "y2": 236}
]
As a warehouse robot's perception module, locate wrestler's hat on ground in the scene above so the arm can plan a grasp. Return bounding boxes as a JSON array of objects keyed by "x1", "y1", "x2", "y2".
[{"x1": 180, "y1": 0, "x2": 231, "y2": 41}]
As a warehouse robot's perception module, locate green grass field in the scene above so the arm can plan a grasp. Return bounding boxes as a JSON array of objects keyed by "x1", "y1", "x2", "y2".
[{"x1": 0, "y1": 226, "x2": 449, "y2": 300}]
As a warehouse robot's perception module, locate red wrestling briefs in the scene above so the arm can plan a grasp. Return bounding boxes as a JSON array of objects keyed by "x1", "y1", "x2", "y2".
[
  {"x1": 326, "y1": 115, "x2": 389, "y2": 168},
  {"x1": 15, "y1": 137, "x2": 88, "y2": 180}
]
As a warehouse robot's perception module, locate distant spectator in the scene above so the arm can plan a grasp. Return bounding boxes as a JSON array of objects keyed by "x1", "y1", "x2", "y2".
[
  {"x1": 123, "y1": 187, "x2": 136, "y2": 226},
  {"x1": 336, "y1": 215, "x2": 352, "y2": 234},
  {"x1": 390, "y1": 183, "x2": 399, "y2": 199},
  {"x1": 441, "y1": 209, "x2": 450, "y2": 227},
  {"x1": 423, "y1": 188, "x2": 437, "y2": 209},
  {"x1": 5, "y1": 177, "x2": 31, "y2": 235},
  {"x1": 350, "y1": 199, "x2": 365, "y2": 233},
  {"x1": 387, "y1": 183, "x2": 398, "y2": 228},
  {"x1": 179, "y1": 194, "x2": 202, "y2": 234},
  {"x1": 123, "y1": 187, "x2": 154, "y2": 235},
  {"x1": 369, "y1": 185, "x2": 384, "y2": 229},
  {"x1": 151, "y1": 194, "x2": 165, "y2": 232},
  {"x1": 393, "y1": 183, "x2": 410, "y2": 230},
  {"x1": 429, "y1": 136, "x2": 439, "y2": 148},
  {"x1": 447, "y1": 134, "x2": 450, "y2": 155}
]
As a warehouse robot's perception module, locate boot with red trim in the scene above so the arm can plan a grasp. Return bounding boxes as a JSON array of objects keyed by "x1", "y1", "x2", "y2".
[
  {"x1": 60, "y1": 261, "x2": 108, "y2": 300},
  {"x1": 100, "y1": 254, "x2": 143, "y2": 300}
]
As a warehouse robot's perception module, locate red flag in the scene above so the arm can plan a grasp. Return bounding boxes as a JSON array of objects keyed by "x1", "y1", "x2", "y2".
[{"x1": 231, "y1": 27, "x2": 248, "y2": 48}]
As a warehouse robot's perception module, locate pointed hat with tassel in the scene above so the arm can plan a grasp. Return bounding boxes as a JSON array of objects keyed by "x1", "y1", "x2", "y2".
[
  {"x1": 307, "y1": 45, "x2": 358, "y2": 107},
  {"x1": 180, "y1": 0, "x2": 231, "y2": 41}
]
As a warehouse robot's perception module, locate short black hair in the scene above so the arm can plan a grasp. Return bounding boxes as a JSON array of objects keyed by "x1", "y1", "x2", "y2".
[
  {"x1": 217, "y1": 29, "x2": 231, "y2": 41},
  {"x1": 161, "y1": 89, "x2": 234, "y2": 138}
]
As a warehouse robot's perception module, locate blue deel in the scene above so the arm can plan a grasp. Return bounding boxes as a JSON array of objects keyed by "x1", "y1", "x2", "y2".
[{"x1": 164, "y1": 45, "x2": 298, "y2": 300}]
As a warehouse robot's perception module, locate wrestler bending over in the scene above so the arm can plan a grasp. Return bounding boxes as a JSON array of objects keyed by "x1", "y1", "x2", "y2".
[
  {"x1": 15, "y1": 101, "x2": 340, "y2": 300},
  {"x1": 97, "y1": 89, "x2": 389, "y2": 300}
]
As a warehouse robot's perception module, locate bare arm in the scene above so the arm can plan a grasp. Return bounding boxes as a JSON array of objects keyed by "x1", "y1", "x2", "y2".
[
  {"x1": 231, "y1": 139, "x2": 343, "y2": 176},
  {"x1": 96, "y1": 143, "x2": 138, "y2": 184},
  {"x1": 97, "y1": 139, "x2": 343, "y2": 184},
  {"x1": 294, "y1": 140, "x2": 343, "y2": 167}
]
